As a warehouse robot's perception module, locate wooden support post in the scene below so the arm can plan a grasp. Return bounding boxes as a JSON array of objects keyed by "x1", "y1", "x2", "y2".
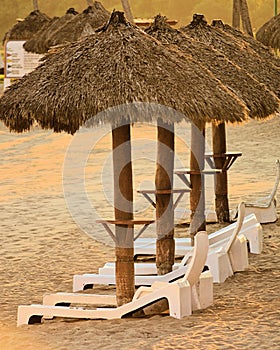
[
  {"x1": 112, "y1": 124, "x2": 134, "y2": 306},
  {"x1": 155, "y1": 120, "x2": 175, "y2": 275},
  {"x1": 190, "y1": 121, "x2": 206, "y2": 246},
  {"x1": 212, "y1": 122, "x2": 230, "y2": 222}
]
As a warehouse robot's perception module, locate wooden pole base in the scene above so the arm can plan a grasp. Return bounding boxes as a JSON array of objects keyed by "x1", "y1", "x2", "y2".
[
  {"x1": 156, "y1": 236, "x2": 175, "y2": 275},
  {"x1": 115, "y1": 246, "x2": 135, "y2": 306},
  {"x1": 215, "y1": 193, "x2": 230, "y2": 222}
]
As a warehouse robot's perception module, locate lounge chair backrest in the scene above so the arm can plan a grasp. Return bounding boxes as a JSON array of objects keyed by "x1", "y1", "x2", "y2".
[
  {"x1": 267, "y1": 159, "x2": 280, "y2": 205},
  {"x1": 223, "y1": 202, "x2": 245, "y2": 253},
  {"x1": 181, "y1": 231, "x2": 209, "y2": 286}
]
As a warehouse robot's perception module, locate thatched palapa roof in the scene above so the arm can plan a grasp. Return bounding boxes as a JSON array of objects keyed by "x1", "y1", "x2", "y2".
[
  {"x1": 3, "y1": 10, "x2": 51, "y2": 44},
  {"x1": 45, "y1": 2, "x2": 110, "y2": 48},
  {"x1": 146, "y1": 15, "x2": 279, "y2": 119},
  {"x1": 24, "y1": 8, "x2": 79, "y2": 54},
  {"x1": 256, "y1": 14, "x2": 280, "y2": 49},
  {"x1": 0, "y1": 11, "x2": 249, "y2": 135},
  {"x1": 270, "y1": 27, "x2": 280, "y2": 50},
  {"x1": 180, "y1": 14, "x2": 280, "y2": 99},
  {"x1": 211, "y1": 19, "x2": 280, "y2": 68}
]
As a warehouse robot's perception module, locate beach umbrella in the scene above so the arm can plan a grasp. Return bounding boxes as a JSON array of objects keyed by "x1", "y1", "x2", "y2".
[
  {"x1": 146, "y1": 15, "x2": 279, "y2": 225},
  {"x1": 45, "y1": 2, "x2": 110, "y2": 48},
  {"x1": 212, "y1": 19, "x2": 280, "y2": 68},
  {"x1": 181, "y1": 15, "x2": 280, "y2": 98},
  {"x1": 2, "y1": 10, "x2": 51, "y2": 44},
  {"x1": 208, "y1": 18, "x2": 280, "y2": 221},
  {"x1": 147, "y1": 16, "x2": 279, "y2": 120},
  {"x1": 256, "y1": 13, "x2": 280, "y2": 49},
  {"x1": 270, "y1": 27, "x2": 280, "y2": 50},
  {"x1": 23, "y1": 8, "x2": 79, "y2": 54},
  {"x1": 0, "y1": 11, "x2": 248, "y2": 306},
  {"x1": 181, "y1": 14, "x2": 280, "y2": 222},
  {"x1": 210, "y1": 19, "x2": 280, "y2": 220}
]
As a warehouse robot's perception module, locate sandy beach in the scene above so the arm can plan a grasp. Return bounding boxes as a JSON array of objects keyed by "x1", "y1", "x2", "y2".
[{"x1": 0, "y1": 112, "x2": 279, "y2": 349}]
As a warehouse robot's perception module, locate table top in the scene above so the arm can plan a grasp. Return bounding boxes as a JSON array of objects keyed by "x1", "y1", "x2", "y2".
[
  {"x1": 175, "y1": 169, "x2": 222, "y2": 175},
  {"x1": 204, "y1": 151, "x2": 242, "y2": 157},
  {"x1": 137, "y1": 189, "x2": 190, "y2": 194},
  {"x1": 96, "y1": 219, "x2": 155, "y2": 225}
]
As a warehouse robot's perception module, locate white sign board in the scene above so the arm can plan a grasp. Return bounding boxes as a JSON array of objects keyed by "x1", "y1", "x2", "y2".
[{"x1": 5, "y1": 40, "x2": 43, "y2": 78}]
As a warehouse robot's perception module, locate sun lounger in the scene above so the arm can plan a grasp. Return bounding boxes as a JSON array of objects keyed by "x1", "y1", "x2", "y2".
[
  {"x1": 17, "y1": 232, "x2": 212, "y2": 325},
  {"x1": 134, "y1": 213, "x2": 262, "y2": 255},
  {"x1": 232, "y1": 160, "x2": 279, "y2": 224},
  {"x1": 73, "y1": 203, "x2": 248, "y2": 291}
]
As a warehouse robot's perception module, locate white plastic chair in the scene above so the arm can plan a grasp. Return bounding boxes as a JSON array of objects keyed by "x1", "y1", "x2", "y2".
[
  {"x1": 73, "y1": 203, "x2": 248, "y2": 292},
  {"x1": 17, "y1": 232, "x2": 212, "y2": 325},
  {"x1": 134, "y1": 213, "x2": 262, "y2": 255},
  {"x1": 234, "y1": 160, "x2": 279, "y2": 223}
]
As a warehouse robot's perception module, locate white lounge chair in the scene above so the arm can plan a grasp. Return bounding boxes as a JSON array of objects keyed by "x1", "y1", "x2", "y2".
[
  {"x1": 135, "y1": 213, "x2": 262, "y2": 255},
  {"x1": 73, "y1": 203, "x2": 248, "y2": 291},
  {"x1": 17, "y1": 232, "x2": 212, "y2": 325},
  {"x1": 233, "y1": 160, "x2": 279, "y2": 224}
]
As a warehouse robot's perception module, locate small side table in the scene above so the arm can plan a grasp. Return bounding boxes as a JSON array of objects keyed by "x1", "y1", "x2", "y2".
[{"x1": 96, "y1": 219, "x2": 155, "y2": 243}]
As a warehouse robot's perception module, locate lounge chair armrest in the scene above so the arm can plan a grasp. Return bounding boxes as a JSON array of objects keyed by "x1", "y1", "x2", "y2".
[{"x1": 245, "y1": 195, "x2": 275, "y2": 208}]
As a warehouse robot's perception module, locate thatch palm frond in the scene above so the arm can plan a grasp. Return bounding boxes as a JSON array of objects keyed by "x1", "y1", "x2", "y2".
[
  {"x1": 211, "y1": 19, "x2": 280, "y2": 68},
  {"x1": 145, "y1": 15, "x2": 279, "y2": 120},
  {"x1": 269, "y1": 26, "x2": 280, "y2": 50},
  {"x1": 181, "y1": 14, "x2": 280, "y2": 99},
  {"x1": 3, "y1": 10, "x2": 51, "y2": 44},
  {"x1": 256, "y1": 14, "x2": 280, "y2": 48},
  {"x1": 0, "y1": 11, "x2": 249, "y2": 134},
  {"x1": 45, "y1": 2, "x2": 110, "y2": 48},
  {"x1": 24, "y1": 8, "x2": 79, "y2": 54}
]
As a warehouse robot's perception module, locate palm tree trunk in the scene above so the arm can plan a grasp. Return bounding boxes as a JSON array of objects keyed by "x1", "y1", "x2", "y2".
[
  {"x1": 33, "y1": 0, "x2": 39, "y2": 11},
  {"x1": 112, "y1": 124, "x2": 134, "y2": 306},
  {"x1": 155, "y1": 120, "x2": 175, "y2": 275},
  {"x1": 240, "y1": 0, "x2": 253, "y2": 36},
  {"x1": 121, "y1": 0, "x2": 134, "y2": 24},
  {"x1": 232, "y1": 0, "x2": 241, "y2": 29}
]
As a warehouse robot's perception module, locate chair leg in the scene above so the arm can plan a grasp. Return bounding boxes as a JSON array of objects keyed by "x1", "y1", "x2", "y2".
[
  {"x1": 242, "y1": 224, "x2": 263, "y2": 254},
  {"x1": 206, "y1": 253, "x2": 233, "y2": 283},
  {"x1": 18, "y1": 305, "x2": 43, "y2": 326},
  {"x1": 229, "y1": 236, "x2": 249, "y2": 272},
  {"x1": 73, "y1": 275, "x2": 93, "y2": 292},
  {"x1": 197, "y1": 271, "x2": 213, "y2": 309},
  {"x1": 167, "y1": 284, "x2": 192, "y2": 319}
]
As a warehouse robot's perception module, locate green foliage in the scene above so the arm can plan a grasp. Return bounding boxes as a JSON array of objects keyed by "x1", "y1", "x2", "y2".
[{"x1": 0, "y1": 0, "x2": 277, "y2": 49}]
